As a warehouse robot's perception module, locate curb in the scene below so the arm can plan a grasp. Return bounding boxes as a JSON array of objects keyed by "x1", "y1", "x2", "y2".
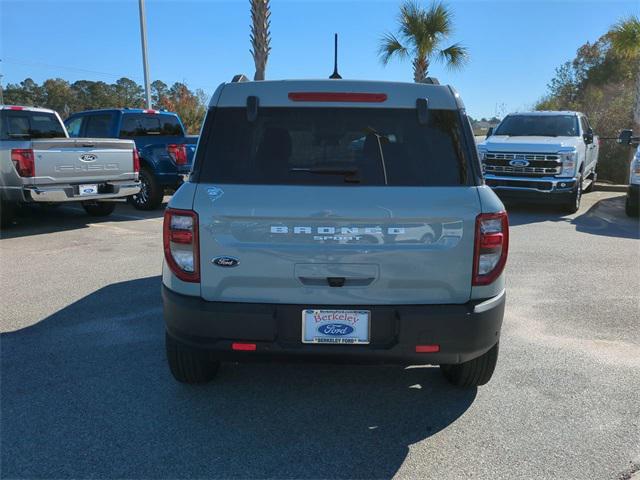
[{"x1": 595, "y1": 183, "x2": 628, "y2": 193}]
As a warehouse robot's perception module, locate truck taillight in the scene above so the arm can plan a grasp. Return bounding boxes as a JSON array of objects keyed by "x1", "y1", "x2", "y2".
[
  {"x1": 133, "y1": 149, "x2": 140, "y2": 173},
  {"x1": 11, "y1": 149, "x2": 35, "y2": 177},
  {"x1": 472, "y1": 212, "x2": 509, "y2": 286},
  {"x1": 163, "y1": 208, "x2": 200, "y2": 282},
  {"x1": 167, "y1": 144, "x2": 188, "y2": 165}
]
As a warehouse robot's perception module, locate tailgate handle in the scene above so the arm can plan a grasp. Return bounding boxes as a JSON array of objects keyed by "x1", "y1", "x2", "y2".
[
  {"x1": 81, "y1": 143, "x2": 95, "y2": 147},
  {"x1": 327, "y1": 277, "x2": 345, "y2": 288}
]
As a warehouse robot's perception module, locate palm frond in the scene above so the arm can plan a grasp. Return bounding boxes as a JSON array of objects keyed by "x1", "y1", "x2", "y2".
[
  {"x1": 438, "y1": 42, "x2": 469, "y2": 70},
  {"x1": 424, "y1": 1, "x2": 453, "y2": 39},
  {"x1": 610, "y1": 15, "x2": 640, "y2": 56},
  {"x1": 378, "y1": 32, "x2": 409, "y2": 65},
  {"x1": 399, "y1": 1, "x2": 426, "y2": 43}
]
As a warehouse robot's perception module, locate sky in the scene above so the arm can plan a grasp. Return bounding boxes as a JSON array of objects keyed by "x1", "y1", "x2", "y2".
[{"x1": 0, "y1": 0, "x2": 637, "y2": 119}]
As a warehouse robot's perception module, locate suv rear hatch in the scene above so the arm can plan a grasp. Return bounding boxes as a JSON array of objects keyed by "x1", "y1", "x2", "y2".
[{"x1": 194, "y1": 104, "x2": 479, "y2": 305}]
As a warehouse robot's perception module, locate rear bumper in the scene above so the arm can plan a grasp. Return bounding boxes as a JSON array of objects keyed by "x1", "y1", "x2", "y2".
[
  {"x1": 162, "y1": 286, "x2": 505, "y2": 365},
  {"x1": 24, "y1": 181, "x2": 140, "y2": 203},
  {"x1": 485, "y1": 174, "x2": 576, "y2": 203}
]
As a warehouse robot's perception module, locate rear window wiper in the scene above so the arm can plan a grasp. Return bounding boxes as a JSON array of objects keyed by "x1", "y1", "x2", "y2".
[{"x1": 290, "y1": 166, "x2": 360, "y2": 183}]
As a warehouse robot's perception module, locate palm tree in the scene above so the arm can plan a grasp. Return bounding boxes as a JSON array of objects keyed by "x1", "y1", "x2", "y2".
[
  {"x1": 250, "y1": 0, "x2": 271, "y2": 81},
  {"x1": 378, "y1": 1, "x2": 468, "y2": 83},
  {"x1": 610, "y1": 15, "x2": 640, "y2": 131}
]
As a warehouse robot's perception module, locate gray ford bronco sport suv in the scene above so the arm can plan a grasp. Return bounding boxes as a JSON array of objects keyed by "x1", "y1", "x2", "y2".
[{"x1": 162, "y1": 78, "x2": 508, "y2": 387}]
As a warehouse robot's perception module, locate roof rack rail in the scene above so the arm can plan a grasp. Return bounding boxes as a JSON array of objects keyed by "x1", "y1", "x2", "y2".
[
  {"x1": 231, "y1": 74, "x2": 249, "y2": 83},
  {"x1": 420, "y1": 77, "x2": 440, "y2": 85}
]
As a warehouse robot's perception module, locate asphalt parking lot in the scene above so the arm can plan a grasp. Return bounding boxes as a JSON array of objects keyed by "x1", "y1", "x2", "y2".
[{"x1": 1, "y1": 190, "x2": 639, "y2": 480}]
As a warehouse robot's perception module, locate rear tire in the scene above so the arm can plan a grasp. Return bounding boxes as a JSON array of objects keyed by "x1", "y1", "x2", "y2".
[
  {"x1": 165, "y1": 333, "x2": 220, "y2": 384},
  {"x1": 0, "y1": 201, "x2": 16, "y2": 228},
  {"x1": 128, "y1": 167, "x2": 163, "y2": 210},
  {"x1": 82, "y1": 201, "x2": 116, "y2": 217},
  {"x1": 440, "y1": 342, "x2": 499, "y2": 387},
  {"x1": 626, "y1": 197, "x2": 639, "y2": 217}
]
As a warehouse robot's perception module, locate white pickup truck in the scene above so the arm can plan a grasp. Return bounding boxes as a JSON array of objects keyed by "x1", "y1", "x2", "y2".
[
  {"x1": 0, "y1": 105, "x2": 140, "y2": 226},
  {"x1": 478, "y1": 111, "x2": 599, "y2": 213}
]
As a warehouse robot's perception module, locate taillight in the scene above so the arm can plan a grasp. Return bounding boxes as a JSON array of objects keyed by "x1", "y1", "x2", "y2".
[
  {"x1": 472, "y1": 212, "x2": 509, "y2": 286},
  {"x1": 11, "y1": 149, "x2": 35, "y2": 177},
  {"x1": 133, "y1": 149, "x2": 140, "y2": 173},
  {"x1": 163, "y1": 208, "x2": 199, "y2": 282},
  {"x1": 143, "y1": 109, "x2": 158, "y2": 114},
  {"x1": 167, "y1": 144, "x2": 188, "y2": 166}
]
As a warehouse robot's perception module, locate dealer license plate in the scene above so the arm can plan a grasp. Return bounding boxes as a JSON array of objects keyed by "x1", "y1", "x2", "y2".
[
  {"x1": 79, "y1": 184, "x2": 98, "y2": 196},
  {"x1": 301, "y1": 309, "x2": 370, "y2": 344}
]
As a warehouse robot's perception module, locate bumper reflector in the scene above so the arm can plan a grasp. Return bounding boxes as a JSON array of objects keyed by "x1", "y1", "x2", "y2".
[
  {"x1": 232, "y1": 342, "x2": 257, "y2": 351},
  {"x1": 415, "y1": 345, "x2": 440, "y2": 353}
]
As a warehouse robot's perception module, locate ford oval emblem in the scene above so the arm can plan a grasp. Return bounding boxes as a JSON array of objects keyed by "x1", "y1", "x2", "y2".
[
  {"x1": 79, "y1": 154, "x2": 97, "y2": 162},
  {"x1": 509, "y1": 159, "x2": 529, "y2": 167},
  {"x1": 212, "y1": 256, "x2": 239, "y2": 267},
  {"x1": 318, "y1": 323, "x2": 354, "y2": 336}
]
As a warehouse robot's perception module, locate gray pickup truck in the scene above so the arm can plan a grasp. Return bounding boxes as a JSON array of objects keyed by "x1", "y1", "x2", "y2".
[
  {"x1": 0, "y1": 105, "x2": 140, "y2": 226},
  {"x1": 162, "y1": 77, "x2": 508, "y2": 388}
]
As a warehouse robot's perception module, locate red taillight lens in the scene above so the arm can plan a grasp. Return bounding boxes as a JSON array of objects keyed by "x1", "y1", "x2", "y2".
[
  {"x1": 472, "y1": 212, "x2": 509, "y2": 286},
  {"x1": 8, "y1": 106, "x2": 24, "y2": 111},
  {"x1": 163, "y1": 208, "x2": 199, "y2": 282},
  {"x1": 133, "y1": 149, "x2": 140, "y2": 173},
  {"x1": 167, "y1": 144, "x2": 188, "y2": 166},
  {"x1": 11, "y1": 149, "x2": 35, "y2": 177},
  {"x1": 143, "y1": 109, "x2": 158, "y2": 114}
]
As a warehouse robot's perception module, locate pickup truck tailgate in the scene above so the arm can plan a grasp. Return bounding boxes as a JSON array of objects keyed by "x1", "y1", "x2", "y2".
[{"x1": 30, "y1": 138, "x2": 135, "y2": 185}]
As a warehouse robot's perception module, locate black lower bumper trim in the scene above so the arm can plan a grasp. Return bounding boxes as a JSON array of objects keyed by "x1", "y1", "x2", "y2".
[{"x1": 162, "y1": 286, "x2": 505, "y2": 365}]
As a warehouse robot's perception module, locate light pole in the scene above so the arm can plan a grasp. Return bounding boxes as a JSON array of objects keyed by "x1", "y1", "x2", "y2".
[{"x1": 138, "y1": 0, "x2": 152, "y2": 109}]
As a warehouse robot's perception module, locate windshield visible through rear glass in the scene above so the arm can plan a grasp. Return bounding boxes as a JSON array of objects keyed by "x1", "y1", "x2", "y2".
[
  {"x1": 119, "y1": 114, "x2": 184, "y2": 138},
  {"x1": 494, "y1": 114, "x2": 578, "y2": 137},
  {"x1": 198, "y1": 107, "x2": 470, "y2": 186},
  {"x1": 0, "y1": 110, "x2": 66, "y2": 140}
]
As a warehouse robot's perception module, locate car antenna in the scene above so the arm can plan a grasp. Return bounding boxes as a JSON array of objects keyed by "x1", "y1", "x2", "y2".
[{"x1": 329, "y1": 33, "x2": 342, "y2": 79}]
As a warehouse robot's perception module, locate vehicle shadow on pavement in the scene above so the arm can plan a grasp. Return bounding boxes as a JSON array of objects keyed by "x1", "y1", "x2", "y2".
[
  {"x1": 507, "y1": 195, "x2": 639, "y2": 240},
  {"x1": 1, "y1": 276, "x2": 476, "y2": 480},
  {"x1": 0, "y1": 202, "x2": 166, "y2": 239}
]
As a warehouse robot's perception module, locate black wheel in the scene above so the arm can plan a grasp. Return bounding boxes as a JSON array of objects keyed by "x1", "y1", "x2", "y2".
[
  {"x1": 165, "y1": 333, "x2": 220, "y2": 384},
  {"x1": 563, "y1": 174, "x2": 582, "y2": 214},
  {"x1": 128, "y1": 167, "x2": 163, "y2": 210},
  {"x1": 82, "y1": 201, "x2": 116, "y2": 217},
  {"x1": 440, "y1": 342, "x2": 499, "y2": 387},
  {"x1": 0, "y1": 201, "x2": 17, "y2": 228},
  {"x1": 626, "y1": 197, "x2": 639, "y2": 217}
]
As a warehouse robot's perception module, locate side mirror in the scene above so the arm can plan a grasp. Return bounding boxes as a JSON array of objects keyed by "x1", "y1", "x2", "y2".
[
  {"x1": 618, "y1": 129, "x2": 633, "y2": 145},
  {"x1": 583, "y1": 128, "x2": 594, "y2": 144},
  {"x1": 485, "y1": 127, "x2": 494, "y2": 139}
]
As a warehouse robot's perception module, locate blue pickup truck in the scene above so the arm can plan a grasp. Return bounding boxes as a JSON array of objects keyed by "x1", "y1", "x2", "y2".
[{"x1": 64, "y1": 108, "x2": 196, "y2": 210}]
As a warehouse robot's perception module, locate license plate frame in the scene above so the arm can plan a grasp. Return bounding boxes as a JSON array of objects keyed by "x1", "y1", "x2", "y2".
[
  {"x1": 301, "y1": 309, "x2": 370, "y2": 344},
  {"x1": 79, "y1": 184, "x2": 99, "y2": 196}
]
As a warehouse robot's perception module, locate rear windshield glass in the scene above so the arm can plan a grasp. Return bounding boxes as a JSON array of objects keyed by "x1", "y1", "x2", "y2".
[
  {"x1": 494, "y1": 115, "x2": 578, "y2": 137},
  {"x1": 198, "y1": 107, "x2": 469, "y2": 186},
  {"x1": 0, "y1": 110, "x2": 66, "y2": 140},
  {"x1": 119, "y1": 113, "x2": 183, "y2": 138}
]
